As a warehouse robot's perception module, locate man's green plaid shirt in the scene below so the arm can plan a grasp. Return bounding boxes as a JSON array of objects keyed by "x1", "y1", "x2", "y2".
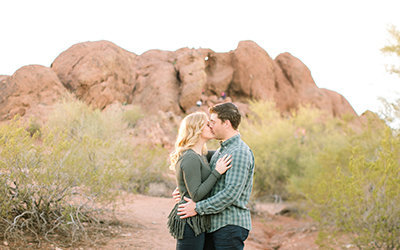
[{"x1": 195, "y1": 134, "x2": 255, "y2": 233}]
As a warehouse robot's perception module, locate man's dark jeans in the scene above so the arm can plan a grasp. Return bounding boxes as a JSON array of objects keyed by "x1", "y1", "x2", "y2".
[
  {"x1": 204, "y1": 225, "x2": 249, "y2": 250},
  {"x1": 176, "y1": 223, "x2": 205, "y2": 250}
]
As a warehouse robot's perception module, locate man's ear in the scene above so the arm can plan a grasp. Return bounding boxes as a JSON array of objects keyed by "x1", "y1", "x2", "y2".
[{"x1": 224, "y1": 119, "x2": 232, "y2": 128}]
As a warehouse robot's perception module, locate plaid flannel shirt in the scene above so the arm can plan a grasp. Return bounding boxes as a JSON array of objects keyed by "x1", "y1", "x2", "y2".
[{"x1": 195, "y1": 134, "x2": 255, "y2": 232}]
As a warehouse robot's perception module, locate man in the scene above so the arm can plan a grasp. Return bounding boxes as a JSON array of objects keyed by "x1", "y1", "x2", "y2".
[{"x1": 177, "y1": 102, "x2": 255, "y2": 250}]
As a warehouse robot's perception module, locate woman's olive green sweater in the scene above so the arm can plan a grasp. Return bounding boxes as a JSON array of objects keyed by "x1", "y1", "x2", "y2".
[{"x1": 167, "y1": 149, "x2": 221, "y2": 239}]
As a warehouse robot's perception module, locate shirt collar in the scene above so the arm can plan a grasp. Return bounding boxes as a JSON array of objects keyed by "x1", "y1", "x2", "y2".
[{"x1": 220, "y1": 134, "x2": 240, "y2": 149}]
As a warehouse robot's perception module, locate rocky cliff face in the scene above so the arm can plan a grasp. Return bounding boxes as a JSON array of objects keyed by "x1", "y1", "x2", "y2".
[{"x1": 0, "y1": 40, "x2": 357, "y2": 122}]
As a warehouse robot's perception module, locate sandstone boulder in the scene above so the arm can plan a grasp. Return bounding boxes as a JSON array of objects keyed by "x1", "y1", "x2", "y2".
[
  {"x1": 0, "y1": 65, "x2": 67, "y2": 120},
  {"x1": 175, "y1": 48, "x2": 209, "y2": 112},
  {"x1": 132, "y1": 50, "x2": 181, "y2": 114},
  {"x1": 0, "y1": 75, "x2": 8, "y2": 83},
  {"x1": 270, "y1": 60, "x2": 299, "y2": 113},
  {"x1": 0, "y1": 75, "x2": 10, "y2": 103},
  {"x1": 231, "y1": 41, "x2": 276, "y2": 101},
  {"x1": 204, "y1": 51, "x2": 234, "y2": 97},
  {"x1": 275, "y1": 52, "x2": 357, "y2": 117},
  {"x1": 51, "y1": 40, "x2": 136, "y2": 109},
  {"x1": 275, "y1": 52, "x2": 316, "y2": 91},
  {"x1": 320, "y1": 88, "x2": 357, "y2": 117}
]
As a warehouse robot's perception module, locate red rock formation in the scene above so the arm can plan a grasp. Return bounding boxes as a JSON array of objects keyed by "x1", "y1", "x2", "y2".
[
  {"x1": 0, "y1": 65, "x2": 67, "y2": 120},
  {"x1": 175, "y1": 48, "x2": 209, "y2": 111},
  {"x1": 51, "y1": 40, "x2": 136, "y2": 109},
  {"x1": 275, "y1": 52, "x2": 357, "y2": 116},
  {"x1": 231, "y1": 41, "x2": 276, "y2": 101},
  {"x1": 204, "y1": 51, "x2": 234, "y2": 97},
  {"x1": 131, "y1": 50, "x2": 181, "y2": 113},
  {"x1": 0, "y1": 40, "x2": 358, "y2": 122},
  {"x1": 0, "y1": 75, "x2": 10, "y2": 103},
  {"x1": 0, "y1": 75, "x2": 8, "y2": 83}
]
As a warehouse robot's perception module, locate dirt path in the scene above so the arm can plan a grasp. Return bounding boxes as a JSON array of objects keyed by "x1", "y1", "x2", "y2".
[
  {"x1": 95, "y1": 194, "x2": 322, "y2": 250},
  {"x1": 0, "y1": 193, "x2": 338, "y2": 249},
  {"x1": 0, "y1": 193, "x2": 355, "y2": 249},
  {"x1": 102, "y1": 194, "x2": 176, "y2": 249}
]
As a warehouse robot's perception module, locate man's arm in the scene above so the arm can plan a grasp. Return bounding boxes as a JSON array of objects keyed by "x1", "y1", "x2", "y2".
[{"x1": 196, "y1": 148, "x2": 251, "y2": 215}]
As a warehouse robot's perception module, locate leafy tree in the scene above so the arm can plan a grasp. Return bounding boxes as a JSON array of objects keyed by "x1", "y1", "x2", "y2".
[{"x1": 381, "y1": 25, "x2": 400, "y2": 77}]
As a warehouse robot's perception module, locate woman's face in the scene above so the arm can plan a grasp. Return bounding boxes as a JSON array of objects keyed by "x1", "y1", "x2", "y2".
[{"x1": 200, "y1": 122, "x2": 215, "y2": 141}]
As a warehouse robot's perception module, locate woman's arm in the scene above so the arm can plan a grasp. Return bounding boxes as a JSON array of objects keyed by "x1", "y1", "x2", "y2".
[
  {"x1": 181, "y1": 153, "x2": 221, "y2": 202},
  {"x1": 195, "y1": 148, "x2": 252, "y2": 214}
]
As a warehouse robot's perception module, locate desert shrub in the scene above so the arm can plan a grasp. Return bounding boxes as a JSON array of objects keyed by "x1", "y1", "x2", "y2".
[
  {"x1": 48, "y1": 100, "x2": 173, "y2": 188},
  {"x1": 294, "y1": 100, "x2": 400, "y2": 249},
  {"x1": 47, "y1": 100, "x2": 127, "y2": 141},
  {"x1": 304, "y1": 128, "x2": 400, "y2": 249},
  {"x1": 240, "y1": 101, "x2": 349, "y2": 200},
  {"x1": 0, "y1": 100, "x2": 169, "y2": 246},
  {"x1": 239, "y1": 100, "x2": 400, "y2": 247},
  {"x1": 290, "y1": 111, "x2": 387, "y2": 199},
  {"x1": 122, "y1": 105, "x2": 144, "y2": 128},
  {"x1": 47, "y1": 100, "x2": 169, "y2": 193},
  {"x1": 26, "y1": 118, "x2": 42, "y2": 137},
  {"x1": 123, "y1": 145, "x2": 170, "y2": 193},
  {"x1": 0, "y1": 120, "x2": 127, "y2": 246}
]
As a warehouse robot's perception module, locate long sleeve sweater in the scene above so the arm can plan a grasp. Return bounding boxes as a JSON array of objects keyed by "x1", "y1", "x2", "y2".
[{"x1": 167, "y1": 149, "x2": 221, "y2": 239}]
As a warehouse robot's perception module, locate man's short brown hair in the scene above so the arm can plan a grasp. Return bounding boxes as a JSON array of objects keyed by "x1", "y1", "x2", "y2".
[{"x1": 209, "y1": 102, "x2": 241, "y2": 130}]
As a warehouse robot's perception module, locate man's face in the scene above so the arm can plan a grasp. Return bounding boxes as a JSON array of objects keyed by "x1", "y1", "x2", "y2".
[{"x1": 208, "y1": 113, "x2": 225, "y2": 140}]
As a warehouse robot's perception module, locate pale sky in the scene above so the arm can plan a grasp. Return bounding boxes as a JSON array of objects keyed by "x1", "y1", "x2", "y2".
[{"x1": 1, "y1": 0, "x2": 399, "y2": 115}]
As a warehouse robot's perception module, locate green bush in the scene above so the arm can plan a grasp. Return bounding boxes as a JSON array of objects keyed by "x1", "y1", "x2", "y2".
[
  {"x1": 0, "y1": 100, "x2": 169, "y2": 246},
  {"x1": 242, "y1": 100, "x2": 400, "y2": 247},
  {"x1": 47, "y1": 100, "x2": 169, "y2": 193},
  {"x1": 0, "y1": 120, "x2": 125, "y2": 246},
  {"x1": 26, "y1": 118, "x2": 42, "y2": 137},
  {"x1": 240, "y1": 101, "x2": 349, "y2": 200},
  {"x1": 290, "y1": 111, "x2": 387, "y2": 200},
  {"x1": 306, "y1": 128, "x2": 400, "y2": 249},
  {"x1": 121, "y1": 145, "x2": 169, "y2": 193},
  {"x1": 122, "y1": 105, "x2": 144, "y2": 128},
  {"x1": 47, "y1": 100, "x2": 128, "y2": 141}
]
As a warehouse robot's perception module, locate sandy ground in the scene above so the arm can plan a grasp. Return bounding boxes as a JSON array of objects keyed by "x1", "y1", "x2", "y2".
[
  {"x1": 2, "y1": 193, "x2": 351, "y2": 249},
  {"x1": 96, "y1": 194, "x2": 321, "y2": 250}
]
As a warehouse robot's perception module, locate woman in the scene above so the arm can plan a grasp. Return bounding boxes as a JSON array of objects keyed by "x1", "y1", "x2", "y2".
[{"x1": 167, "y1": 112, "x2": 232, "y2": 250}]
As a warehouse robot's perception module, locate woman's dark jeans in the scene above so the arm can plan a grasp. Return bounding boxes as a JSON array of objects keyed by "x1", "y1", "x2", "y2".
[{"x1": 176, "y1": 223, "x2": 205, "y2": 250}]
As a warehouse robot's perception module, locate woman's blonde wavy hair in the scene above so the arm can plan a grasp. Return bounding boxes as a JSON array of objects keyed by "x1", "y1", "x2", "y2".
[{"x1": 169, "y1": 112, "x2": 208, "y2": 170}]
